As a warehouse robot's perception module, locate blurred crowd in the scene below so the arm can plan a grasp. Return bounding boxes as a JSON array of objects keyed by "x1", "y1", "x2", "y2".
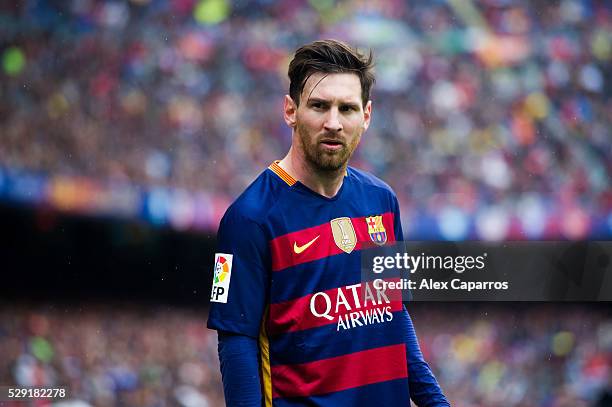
[
  {"x1": 0, "y1": 304, "x2": 224, "y2": 407},
  {"x1": 411, "y1": 303, "x2": 612, "y2": 407},
  {"x1": 0, "y1": 0, "x2": 610, "y2": 238},
  {"x1": 0, "y1": 303, "x2": 610, "y2": 406}
]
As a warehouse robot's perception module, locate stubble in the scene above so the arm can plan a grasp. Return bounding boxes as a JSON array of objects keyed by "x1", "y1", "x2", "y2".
[{"x1": 296, "y1": 122, "x2": 361, "y2": 172}]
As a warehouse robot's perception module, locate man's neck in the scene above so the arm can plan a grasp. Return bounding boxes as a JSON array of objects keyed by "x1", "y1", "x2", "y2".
[{"x1": 278, "y1": 148, "x2": 346, "y2": 198}]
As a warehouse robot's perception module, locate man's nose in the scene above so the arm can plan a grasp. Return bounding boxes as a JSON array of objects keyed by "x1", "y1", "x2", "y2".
[{"x1": 323, "y1": 108, "x2": 343, "y2": 132}]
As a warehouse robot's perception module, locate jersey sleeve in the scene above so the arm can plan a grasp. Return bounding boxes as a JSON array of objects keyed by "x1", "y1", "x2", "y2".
[
  {"x1": 207, "y1": 207, "x2": 270, "y2": 338},
  {"x1": 217, "y1": 331, "x2": 262, "y2": 405},
  {"x1": 403, "y1": 306, "x2": 450, "y2": 406},
  {"x1": 392, "y1": 193, "x2": 404, "y2": 242}
]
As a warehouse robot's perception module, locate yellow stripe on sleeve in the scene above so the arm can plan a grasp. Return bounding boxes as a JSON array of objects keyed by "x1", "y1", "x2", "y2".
[{"x1": 259, "y1": 308, "x2": 273, "y2": 406}]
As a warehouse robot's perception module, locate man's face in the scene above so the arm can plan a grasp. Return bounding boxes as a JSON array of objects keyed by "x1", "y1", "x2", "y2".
[{"x1": 284, "y1": 72, "x2": 372, "y2": 172}]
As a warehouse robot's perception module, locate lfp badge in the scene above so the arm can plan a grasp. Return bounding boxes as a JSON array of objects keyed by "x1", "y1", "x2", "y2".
[
  {"x1": 210, "y1": 253, "x2": 233, "y2": 303},
  {"x1": 366, "y1": 215, "x2": 387, "y2": 245}
]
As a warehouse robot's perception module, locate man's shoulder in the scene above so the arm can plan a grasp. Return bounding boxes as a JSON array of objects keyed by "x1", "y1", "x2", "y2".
[
  {"x1": 347, "y1": 166, "x2": 397, "y2": 198},
  {"x1": 223, "y1": 167, "x2": 286, "y2": 225}
]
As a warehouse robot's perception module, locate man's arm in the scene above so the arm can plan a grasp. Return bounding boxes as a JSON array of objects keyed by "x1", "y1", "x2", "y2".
[
  {"x1": 404, "y1": 308, "x2": 450, "y2": 406},
  {"x1": 218, "y1": 331, "x2": 262, "y2": 406},
  {"x1": 207, "y1": 207, "x2": 270, "y2": 404}
]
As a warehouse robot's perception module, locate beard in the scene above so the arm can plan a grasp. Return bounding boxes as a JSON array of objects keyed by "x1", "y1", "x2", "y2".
[{"x1": 297, "y1": 123, "x2": 361, "y2": 172}]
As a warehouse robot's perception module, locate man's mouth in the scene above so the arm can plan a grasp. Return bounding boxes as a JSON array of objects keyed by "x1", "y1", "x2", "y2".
[{"x1": 319, "y1": 139, "x2": 345, "y2": 150}]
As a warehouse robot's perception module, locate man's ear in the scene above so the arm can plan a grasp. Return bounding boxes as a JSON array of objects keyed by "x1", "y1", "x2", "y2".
[
  {"x1": 363, "y1": 100, "x2": 372, "y2": 131},
  {"x1": 283, "y1": 95, "x2": 297, "y2": 128}
]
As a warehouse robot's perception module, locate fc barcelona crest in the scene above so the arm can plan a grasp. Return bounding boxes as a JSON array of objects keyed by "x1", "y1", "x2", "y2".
[
  {"x1": 330, "y1": 217, "x2": 357, "y2": 254},
  {"x1": 366, "y1": 215, "x2": 387, "y2": 245}
]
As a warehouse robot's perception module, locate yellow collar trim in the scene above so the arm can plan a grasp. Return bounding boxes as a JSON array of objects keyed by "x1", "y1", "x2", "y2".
[{"x1": 268, "y1": 161, "x2": 297, "y2": 186}]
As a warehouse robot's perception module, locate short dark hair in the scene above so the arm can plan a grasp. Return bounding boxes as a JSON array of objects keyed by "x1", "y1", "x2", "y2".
[{"x1": 288, "y1": 39, "x2": 375, "y2": 108}]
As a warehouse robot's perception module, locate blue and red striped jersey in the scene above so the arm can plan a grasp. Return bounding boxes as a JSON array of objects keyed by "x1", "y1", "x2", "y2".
[{"x1": 208, "y1": 161, "x2": 415, "y2": 406}]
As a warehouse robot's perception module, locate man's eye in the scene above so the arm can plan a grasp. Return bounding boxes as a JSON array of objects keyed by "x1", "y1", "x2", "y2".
[
  {"x1": 311, "y1": 102, "x2": 323, "y2": 109},
  {"x1": 340, "y1": 105, "x2": 355, "y2": 112}
]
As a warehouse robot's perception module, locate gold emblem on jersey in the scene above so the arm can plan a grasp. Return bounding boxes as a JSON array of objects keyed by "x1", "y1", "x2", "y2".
[{"x1": 330, "y1": 217, "x2": 357, "y2": 254}]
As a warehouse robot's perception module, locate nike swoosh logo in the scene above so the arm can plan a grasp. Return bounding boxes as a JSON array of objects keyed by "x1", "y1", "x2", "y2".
[{"x1": 293, "y1": 235, "x2": 320, "y2": 254}]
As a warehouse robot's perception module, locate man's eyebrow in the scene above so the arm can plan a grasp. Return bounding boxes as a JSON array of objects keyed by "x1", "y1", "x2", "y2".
[
  {"x1": 306, "y1": 97, "x2": 360, "y2": 107},
  {"x1": 341, "y1": 101, "x2": 361, "y2": 108},
  {"x1": 306, "y1": 97, "x2": 329, "y2": 104}
]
